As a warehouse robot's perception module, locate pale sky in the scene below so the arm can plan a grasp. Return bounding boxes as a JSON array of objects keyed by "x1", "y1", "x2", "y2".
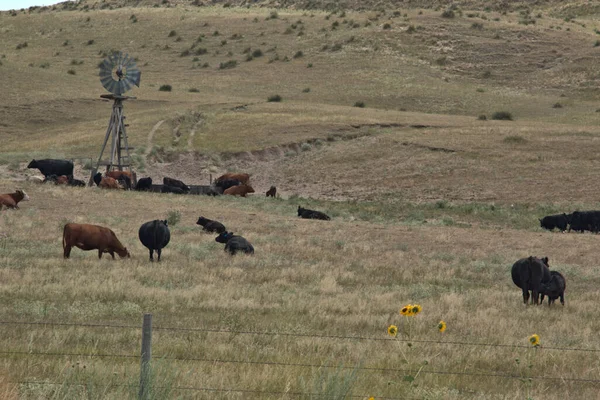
[{"x1": 0, "y1": 0, "x2": 68, "y2": 11}]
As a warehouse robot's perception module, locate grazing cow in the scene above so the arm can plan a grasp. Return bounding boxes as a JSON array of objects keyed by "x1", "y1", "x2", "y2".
[
  {"x1": 135, "y1": 177, "x2": 153, "y2": 191},
  {"x1": 138, "y1": 220, "x2": 171, "y2": 262},
  {"x1": 63, "y1": 223, "x2": 130, "y2": 259},
  {"x1": 540, "y1": 214, "x2": 570, "y2": 232},
  {"x1": 196, "y1": 216, "x2": 226, "y2": 234},
  {"x1": 215, "y1": 231, "x2": 254, "y2": 255},
  {"x1": 266, "y1": 186, "x2": 277, "y2": 198},
  {"x1": 116, "y1": 175, "x2": 132, "y2": 190},
  {"x1": 161, "y1": 185, "x2": 184, "y2": 194},
  {"x1": 163, "y1": 177, "x2": 190, "y2": 193},
  {"x1": 540, "y1": 271, "x2": 566, "y2": 306},
  {"x1": 511, "y1": 256, "x2": 551, "y2": 305},
  {"x1": 214, "y1": 179, "x2": 241, "y2": 191},
  {"x1": 27, "y1": 159, "x2": 74, "y2": 178},
  {"x1": 0, "y1": 189, "x2": 30, "y2": 209},
  {"x1": 215, "y1": 173, "x2": 250, "y2": 185},
  {"x1": 223, "y1": 184, "x2": 255, "y2": 197},
  {"x1": 101, "y1": 177, "x2": 123, "y2": 189},
  {"x1": 298, "y1": 206, "x2": 331, "y2": 221}
]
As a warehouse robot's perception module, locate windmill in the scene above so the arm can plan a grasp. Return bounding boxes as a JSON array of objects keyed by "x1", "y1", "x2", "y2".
[{"x1": 89, "y1": 51, "x2": 141, "y2": 185}]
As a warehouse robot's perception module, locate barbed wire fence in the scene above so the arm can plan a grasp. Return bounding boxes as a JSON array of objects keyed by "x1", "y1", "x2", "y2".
[{"x1": 2, "y1": 315, "x2": 600, "y2": 399}]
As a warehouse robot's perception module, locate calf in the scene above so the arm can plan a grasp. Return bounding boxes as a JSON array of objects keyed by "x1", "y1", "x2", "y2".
[
  {"x1": 68, "y1": 176, "x2": 86, "y2": 187},
  {"x1": 100, "y1": 176, "x2": 122, "y2": 189},
  {"x1": 540, "y1": 271, "x2": 566, "y2": 306},
  {"x1": 223, "y1": 184, "x2": 255, "y2": 197},
  {"x1": 215, "y1": 231, "x2": 254, "y2": 255},
  {"x1": 163, "y1": 177, "x2": 190, "y2": 193},
  {"x1": 215, "y1": 173, "x2": 250, "y2": 185},
  {"x1": 196, "y1": 216, "x2": 226, "y2": 234},
  {"x1": 55, "y1": 175, "x2": 69, "y2": 185},
  {"x1": 539, "y1": 214, "x2": 569, "y2": 232},
  {"x1": 28, "y1": 159, "x2": 74, "y2": 178},
  {"x1": 266, "y1": 186, "x2": 277, "y2": 198},
  {"x1": 161, "y1": 185, "x2": 184, "y2": 194},
  {"x1": 116, "y1": 174, "x2": 132, "y2": 190},
  {"x1": 511, "y1": 256, "x2": 551, "y2": 305},
  {"x1": 135, "y1": 177, "x2": 153, "y2": 191},
  {"x1": 63, "y1": 223, "x2": 130, "y2": 259},
  {"x1": 138, "y1": 220, "x2": 170, "y2": 262},
  {"x1": 0, "y1": 189, "x2": 30, "y2": 209},
  {"x1": 298, "y1": 206, "x2": 331, "y2": 221},
  {"x1": 106, "y1": 170, "x2": 133, "y2": 181}
]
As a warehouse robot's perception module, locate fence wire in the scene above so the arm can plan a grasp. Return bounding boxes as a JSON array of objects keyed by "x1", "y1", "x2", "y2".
[
  {"x1": 3, "y1": 350, "x2": 600, "y2": 385},
  {"x1": 2, "y1": 320, "x2": 599, "y2": 353}
]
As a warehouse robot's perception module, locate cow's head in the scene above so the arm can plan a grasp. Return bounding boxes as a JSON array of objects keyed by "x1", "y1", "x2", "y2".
[
  {"x1": 196, "y1": 216, "x2": 207, "y2": 226},
  {"x1": 16, "y1": 190, "x2": 30, "y2": 202},
  {"x1": 27, "y1": 160, "x2": 37, "y2": 169},
  {"x1": 215, "y1": 231, "x2": 233, "y2": 243},
  {"x1": 117, "y1": 247, "x2": 131, "y2": 258},
  {"x1": 541, "y1": 256, "x2": 549, "y2": 267},
  {"x1": 298, "y1": 206, "x2": 305, "y2": 216},
  {"x1": 245, "y1": 185, "x2": 255, "y2": 193}
]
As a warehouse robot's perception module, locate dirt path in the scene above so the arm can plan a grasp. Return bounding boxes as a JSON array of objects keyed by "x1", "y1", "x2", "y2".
[{"x1": 145, "y1": 120, "x2": 165, "y2": 156}]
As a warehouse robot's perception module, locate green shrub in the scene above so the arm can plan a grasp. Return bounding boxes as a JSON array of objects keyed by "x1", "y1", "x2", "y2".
[
  {"x1": 477, "y1": 114, "x2": 487, "y2": 120},
  {"x1": 293, "y1": 50, "x2": 304, "y2": 58},
  {"x1": 159, "y1": 84, "x2": 172, "y2": 92},
  {"x1": 503, "y1": 135, "x2": 526, "y2": 143},
  {"x1": 441, "y1": 9, "x2": 455, "y2": 18},
  {"x1": 553, "y1": 102, "x2": 563, "y2": 108},
  {"x1": 219, "y1": 60, "x2": 237, "y2": 69},
  {"x1": 268, "y1": 94, "x2": 282, "y2": 102},
  {"x1": 167, "y1": 210, "x2": 181, "y2": 226},
  {"x1": 252, "y1": 49, "x2": 263, "y2": 57},
  {"x1": 354, "y1": 101, "x2": 365, "y2": 108},
  {"x1": 168, "y1": 30, "x2": 177, "y2": 37},
  {"x1": 16, "y1": 42, "x2": 28, "y2": 50},
  {"x1": 383, "y1": 23, "x2": 391, "y2": 29},
  {"x1": 189, "y1": 88, "x2": 199, "y2": 93},
  {"x1": 491, "y1": 111, "x2": 513, "y2": 120},
  {"x1": 86, "y1": 39, "x2": 94, "y2": 45},
  {"x1": 302, "y1": 88, "x2": 310, "y2": 93},
  {"x1": 67, "y1": 69, "x2": 76, "y2": 75}
]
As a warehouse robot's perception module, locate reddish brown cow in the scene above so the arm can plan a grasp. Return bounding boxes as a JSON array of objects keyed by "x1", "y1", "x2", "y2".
[
  {"x1": 0, "y1": 189, "x2": 30, "y2": 209},
  {"x1": 55, "y1": 175, "x2": 69, "y2": 185},
  {"x1": 224, "y1": 184, "x2": 255, "y2": 197},
  {"x1": 216, "y1": 173, "x2": 250, "y2": 185},
  {"x1": 63, "y1": 223, "x2": 130, "y2": 259},
  {"x1": 106, "y1": 170, "x2": 133, "y2": 180},
  {"x1": 100, "y1": 177, "x2": 123, "y2": 189}
]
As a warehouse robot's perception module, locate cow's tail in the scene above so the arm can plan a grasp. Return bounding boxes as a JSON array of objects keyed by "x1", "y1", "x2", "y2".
[{"x1": 62, "y1": 224, "x2": 68, "y2": 249}]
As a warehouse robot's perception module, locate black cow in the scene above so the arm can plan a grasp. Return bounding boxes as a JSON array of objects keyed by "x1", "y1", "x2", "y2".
[
  {"x1": 298, "y1": 206, "x2": 331, "y2": 221},
  {"x1": 540, "y1": 271, "x2": 566, "y2": 306},
  {"x1": 196, "y1": 216, "x2": 226, "y2": 234},
  {"x1": 138, "y1": 220, "x2": 171, "y2": 262},
  {"x1": 539, "y1": 213, "x2": 569, "y2": 232},
  {"x1": 28, "y1": 159, "x2": 74, "y2": 178},
  {"x1": 135, "y1": 177, "x2": 153, "y2": 191},
  {"x1": 569, "y1": 211, "x2": 600, "y2": 233},
  {"x1": 215, "y1": 179, "x2": 241, "y2": 191},
  {"x1": 68, "y1": 176, "x2": 86, "y2": 187},
  {"x1": 163, "y1": 177, "x2": 190, "y2": 193},
  {"x1": 117, "y1": 175, "x2": 132, "y2": 190},
  {"x1": 93, "y1": 172, "x2": 103, "y2": 186},
  {"x1": 215, "y1": 231, "x2": 254, "y2": 255},
  {"x1": 161, "y1": 185, "x2": 184, "y2": 194},
  {"x1": 511, "y1": 256, "x2": 552, "y2": 305},
  {"x1": 266, "y1": 186, "x2": 277, "y2": 198}
]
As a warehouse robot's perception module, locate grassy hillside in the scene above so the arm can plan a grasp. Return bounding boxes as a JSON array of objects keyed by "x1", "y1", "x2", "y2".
[{"x1": 2, "y1": 1, "x2": 600, "y2": 398}]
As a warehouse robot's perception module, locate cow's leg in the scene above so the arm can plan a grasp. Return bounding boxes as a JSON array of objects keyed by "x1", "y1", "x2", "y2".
[
  {"x1": 522, "y1": 289, "x2": 529, "y2": 305},
  {"x1": 560, "y1": 294, "x2": 565, "y2": 305},
  {"x1": 109, "y1": 251, "x2": 115, "y2": 259},
  {"x1": 63, "y1": 245, "x2": 71, "y2": 259},
  {"x1": 157, "y1": 249, "x2": 161, "y2": 262},
  {"x1": 532, "y1": 290, "x2": 539, "y2": 305},
  {"x1": 540, "y1": 293, "x2": 545, "y2": 304},
  {"x1": 149, "y1": 249, "x2": 154, "y2": 262}
]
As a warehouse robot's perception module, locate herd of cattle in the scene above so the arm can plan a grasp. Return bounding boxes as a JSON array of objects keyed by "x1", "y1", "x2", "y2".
[{"x1": 0, "y1": 159, "x2": 576, "y2": 307}]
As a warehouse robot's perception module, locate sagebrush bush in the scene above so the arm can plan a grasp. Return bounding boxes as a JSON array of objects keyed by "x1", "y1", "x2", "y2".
[
  {"x1": 67, "y1": 69, "x2": 76, "y2": 75},
  {"x1": 354, "y1": 101, "x2": 366, "y2": 108},
  {"x1": 219, "y1": 60, "x2": 237, "y2": 69},
  {"x1": 268, "y1": 94, "x2": 282, "y2": 102},
  {"x1": 252, "y1": 49, "x2": 263, "y2": 57},
  {"x1": 491, "y1": 111, "x2": 513, "y2": 120},
  {"x1": 189, "y1": 88, "x2": 199, "y2": 93},
  {"x1": 293, "y1": 51, "x2": 304, "y2": 59},
  {"x1": 441, "y1": 9, "x2": 455, "y2": 18},
  {"x1": 159, "y1": 84, "x2": 172, "y2": 92},
  {"x1": 168, "y1": 30, "x2": 177, "y2": 37}
]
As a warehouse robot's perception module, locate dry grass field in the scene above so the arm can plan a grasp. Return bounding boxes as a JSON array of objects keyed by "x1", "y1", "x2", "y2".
[{"x1": 2, "y1": 0, "x2": 600, "y2": 399}]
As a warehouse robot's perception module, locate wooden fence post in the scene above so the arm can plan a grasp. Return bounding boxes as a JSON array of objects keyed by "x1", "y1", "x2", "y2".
[{"x1": 138, "y1": 313, "x2": 153, "y2": 400}]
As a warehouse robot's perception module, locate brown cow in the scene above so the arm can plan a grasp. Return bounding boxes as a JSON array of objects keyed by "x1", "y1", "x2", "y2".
[
  {"x1": 266, "y1": 186, "x2": 276, "y2": 198},
  {"x1": 100, "y1": 177, "x2": 123, "y2": 189},
  {"x1": 224, "y1": 184, "x2": 255, "y2": 197},
  {"x1": 55, "y1": 175, "x2": 69, "y2": 185},
  {"x1": 106, "y1": 170, "x2": 133, "y2": 180},
  {"x1": 63, "y1": 223, "x2": 130, "y2": 259},
  {"x1": 0, "y1": 189, "x2": 30, "y2": 209},
  {"x1": 216, "y1": 173, "x2": 250, "y2": 185}
]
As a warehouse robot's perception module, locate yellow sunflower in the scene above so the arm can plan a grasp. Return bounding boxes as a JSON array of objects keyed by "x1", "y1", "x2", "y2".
[
  {"x1": 387, "y1": 325, "x2": 398, "y2": 337},
  {"x1": 400, "y1": 305, "x2": 411, "y2": 316},
  {"x1": 438, "y1": 321, "x2": 447, "y2": 333},
  {"x1": 368, "y1": 397, "x2": 375, "y2": 400},
  {"x1": 529, "y1": 334, "x2": 540, "y2": 347},
  {"x1": 412, "y1": 304, "x2": 422, "y2": 315}
]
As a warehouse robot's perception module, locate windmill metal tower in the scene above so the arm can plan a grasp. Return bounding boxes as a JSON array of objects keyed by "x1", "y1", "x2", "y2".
[{"x1": 89, "y1": 51, "x2": 141, "y2": 185}]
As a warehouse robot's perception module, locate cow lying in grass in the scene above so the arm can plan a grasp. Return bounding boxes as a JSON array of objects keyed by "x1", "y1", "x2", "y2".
[
  {"x1": 215, "y1": 231, "x2": 254, "y2": 255},
  {"x1": 298, "y1": 206, "x2": 331, "y2": 221},
  {"x1": 196, "y1": 216, "x2": 226, "y2": 234}
]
